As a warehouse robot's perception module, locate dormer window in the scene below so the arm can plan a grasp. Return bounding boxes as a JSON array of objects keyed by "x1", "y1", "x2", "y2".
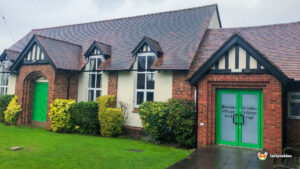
[
  {"x1": 132, "y1": 37, "x2": 162, "y2": 106},
  {"x1": 87, "y1": 54, "x2": 105, "y2": 101},
  {"x1": 136, "y1": 53, "x2": 156, "y2": 106}
]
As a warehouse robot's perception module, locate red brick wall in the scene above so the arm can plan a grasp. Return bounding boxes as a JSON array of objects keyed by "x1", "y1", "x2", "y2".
[
  {"x1": 54, "y1": 70, "x2": 78, "y2": 100},
  {"x1": 287, "y1": 119, "x2": 300, "y2": 147},
  {"x1": 16, "y1": 65, "x2": 56, "y2": 128},
  {"x1": 172, "y1": 71, "x2": 195, "y2": 100},
  {"x1": 15, "y1": 65, "x2": 78, "y2": 129},
  {"x1": 107, "y1": 72, "x2": 118, "y2": 98},
  {"x1": 197, "y1": 74, "x2": 282, "y2": 154}
]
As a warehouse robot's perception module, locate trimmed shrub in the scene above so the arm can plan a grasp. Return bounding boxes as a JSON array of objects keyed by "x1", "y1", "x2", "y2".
[
  {"x1": 0, "y1": 95, "x2": 15, "y2": 122},
  {"x1": 167, "y1": 98, "x2": 197, "y2": 148},
  {"x1": 96, "y1": 95, "x2": 116, "y2": 111},
  {"x1": 99, "y1": 108, "x2": 124, "y2": 137},
  {"x1": 70, "y1": 101, "x2": 99, "y2": 135},
  {"x1": 4, "y1": 96, "x2": 22, "y2": 126},
  {"x1": 49, "y1": 99, "x2": 75, "y2": 133},
  {"x1": 138, "y1": 101, "x2": 169, "y2": 140},
  {"x1": 96, "y1": 95, "x2": 124, "y2": 137}
]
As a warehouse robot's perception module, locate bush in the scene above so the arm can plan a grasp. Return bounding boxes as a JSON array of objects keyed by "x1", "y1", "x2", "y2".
[
  {"x1": 99, "y1": 108, "x2": 124, "y2": 136},
  {"x1": 96, "y1": 95, "x2": 124, "y2": 137},
  {"x1": 138, "y1": 101, "x2": 169, "y2": 141},
  {"x1": 70, "y1": 101, "x2": 99, "y2": 135},
  {"x1": 167, "y1": 98, "x2": 197, "y2": 148},
  {"x1": 49, "y1": 99, "x2": 75, "y2": 133},
  {"x1": 4, "y1": 96, "x2": 22, "y2": 126},
  {"x1": 0, "y1": 95, "x2": 15, "y2": 122}
]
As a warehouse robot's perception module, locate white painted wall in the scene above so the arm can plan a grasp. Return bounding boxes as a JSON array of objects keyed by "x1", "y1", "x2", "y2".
[
  {"x1": 211, "y1": 46, "x2": 265, "y2": 70},
  {"x1": 77, "y1": 65, "x2": 108, "y2": 102},
  {"x1": 117, "y1": 55, "x2": 173, "y2": 127},
  {"x1": 208, "y1": 10, "x2": 221, "y2": 29},
  {"x1": 7, "y1": 73, "x2": 16, "y2": 94},
  {"x1": 154, "y1": 71, "x2": 172, "y2": 102}
]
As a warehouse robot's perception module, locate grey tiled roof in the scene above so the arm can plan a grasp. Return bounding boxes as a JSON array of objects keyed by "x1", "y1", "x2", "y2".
[
  {"x1": 7, "y1": 4, "x2": 218, "y2": 70},
  {"x1": 189, "y1": 21, "x2": 300, "y2": 80}
]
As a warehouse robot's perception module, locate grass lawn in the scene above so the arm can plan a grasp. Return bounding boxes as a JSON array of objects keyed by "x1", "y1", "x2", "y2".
[{"x1": 0, "y1": 123, "x2": 190, "y2": 169}]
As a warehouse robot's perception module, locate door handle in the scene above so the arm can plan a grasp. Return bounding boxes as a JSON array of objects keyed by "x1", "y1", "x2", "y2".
[
  {"x1": 240, "y1": 114, "x2": 244, "y2": 125},
  {"x1": 233, "y1": 114, "x2": 238, "y2": 124}
]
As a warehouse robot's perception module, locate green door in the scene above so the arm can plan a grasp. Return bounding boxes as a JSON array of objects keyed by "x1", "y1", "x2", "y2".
[
  {"x1": 32, "y1": 82, "x2": 48, "y2": 122},
  {"x1": 216, "y1": 89, "x2": 263, "y2": 149}
]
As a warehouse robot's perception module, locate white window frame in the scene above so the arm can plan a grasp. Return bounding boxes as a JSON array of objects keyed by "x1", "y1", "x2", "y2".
[
  {"x1": 288, "y1": 92, "x2": 300, "y2": 119},
  {"x1": 87, "y1": 55, "x2": 105, "y2": 101},
  {"x1": 135, "y1": 52, "x2": 156, "y2": 107},
  {"x1": 0, "y1": 60, "x2": 11, "y2": 96}
]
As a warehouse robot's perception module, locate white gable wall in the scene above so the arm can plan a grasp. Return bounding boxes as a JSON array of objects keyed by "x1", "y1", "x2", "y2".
[
  {"x1": 211, "y1": 46, "x2": 264, "y2": 71},
  {"x1": 208, "y1": 10, "x2": 221, "y2": 29}
]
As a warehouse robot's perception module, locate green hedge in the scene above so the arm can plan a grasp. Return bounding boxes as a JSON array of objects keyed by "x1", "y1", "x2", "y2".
[
  {"x1": 99, "y1": 108, "x2": 124, "y2": 137},
  {"x1": 167, "y1": 98, "x2": 197, "y2": 148},
  {"x1": 49, "y1": 99, "x2": 75, "y2": 133},
  {"x1": 138, "y1": 98, "x2": 197, "y2": 148},
  {"x1": 0, "y1": 95, "x2": 15, "y2": 122},
  {"x1": 4, "y1": 95, "x2": 22, "y2": 126},
  {"x1": 96, "y1": 95, "x2": 124, "y2": 137},
  {"x1": 70, "y1": 101, "x2": 99, "y2": 135},
  {"x1": 138, "y1": 101, "x2": 169, "y2": 141}
]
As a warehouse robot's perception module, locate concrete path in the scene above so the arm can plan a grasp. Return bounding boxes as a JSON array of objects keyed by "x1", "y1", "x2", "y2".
[{"x1": 168, "y1": 145, "x2": 273, "y2": 169}]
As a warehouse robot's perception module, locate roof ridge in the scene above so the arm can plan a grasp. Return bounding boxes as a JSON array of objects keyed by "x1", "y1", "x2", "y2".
[
  {"x1": 94, "y1": 40, "x2": 111, "y2": 47},
  {"x1": 34, "y1": 34, "x2": 82, "y2": 48},
  {"x1": 5, "y1": 49, "x2": 20, "y2": 53},
  {"x1": 209, "y1": 20, "x2": 300, "y2": 30},
  {"x1": 32, "y1": 4, "x2": 217, "y2": 31}
]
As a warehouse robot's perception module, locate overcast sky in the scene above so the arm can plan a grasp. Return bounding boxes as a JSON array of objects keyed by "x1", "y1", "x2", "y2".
[{"x1": 0, "y1": 0, "x2": 300, "y2": 52}]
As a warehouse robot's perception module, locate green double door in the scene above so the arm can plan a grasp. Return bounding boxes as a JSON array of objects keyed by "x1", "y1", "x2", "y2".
[
  {"x1": 32, "y1": 82, "x2": 48, "y2": 122},
  {"x1": 216, "y1": 89, "x2": 263, "y2": 149}
]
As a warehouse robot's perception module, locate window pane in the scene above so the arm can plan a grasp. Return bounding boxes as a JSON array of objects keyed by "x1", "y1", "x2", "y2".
[
  {"x1": 146, "y1": 92, "x2": 154, "y2": 102},
  {"x1": 146, "y1": 73, "x2": 154, "y2": 89},
  {"x1": 89, "y1": 58, "x2": 96, "y2": 70},
  {"x1": 289, "y1": 102, "x2": 300, "y2": 117},
  {"x1": 88, "y1": 90, "x2": 94, "y2": 101},
  {"x1": 147, "y1": 56, "x2": 155, "y2": 69},
  {"x1": 4, "y1": 87, "x2": 7, "y2": 95},
  {"x1": 97, "y1": 58, "x2": 102, "y2": 69},
  {"x1": 137, "y1": 73, "x2": 145, "y2": 89},
  {"x1": 96, "y1": 74, "x2": 102, "y2": 88},
  {"x1": 138, "y1": 56, "x2": 146, "y2": 71},
  {"x1": 137, "y1": 92, "x2": 144, "y2": 105},
  {"x1": 4, "y1": 74, "x2": 8, "y2": 86},
  {"x1": 96, "y1": 90, "x2": 101, "y2": 98},
  {"x1": 291, "y1": 95, "x2": 300, "y2": 100},
  {"x1": 88, "y1": 74, "x2": 96, "y2": 88}
]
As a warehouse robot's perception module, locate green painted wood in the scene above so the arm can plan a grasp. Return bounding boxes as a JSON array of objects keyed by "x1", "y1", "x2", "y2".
[
  {"x1": 216, "y1": 89, "x2": 263, "y2": 149},
  {"x1": 32, "y1": 82, "x2": 48, "y2": 122}
]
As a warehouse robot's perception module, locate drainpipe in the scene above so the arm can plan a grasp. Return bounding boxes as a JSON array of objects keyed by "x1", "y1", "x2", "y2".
[{"x1": 67, "y1": 74, "x2": 76, "y2": 100}]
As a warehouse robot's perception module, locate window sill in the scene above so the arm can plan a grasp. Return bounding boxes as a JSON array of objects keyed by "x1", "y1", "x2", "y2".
[
  {"x1": 132, "y1": 108, "x2": 139, "y2": 113},
  {"x1": 288, "y1": 116, "x2": 300, "y2": 120}
]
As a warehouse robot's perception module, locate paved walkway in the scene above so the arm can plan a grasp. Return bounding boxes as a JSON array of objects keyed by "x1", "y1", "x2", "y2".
[{"x1": 168, "y1": 145, "x2": 273, "y2": 169}]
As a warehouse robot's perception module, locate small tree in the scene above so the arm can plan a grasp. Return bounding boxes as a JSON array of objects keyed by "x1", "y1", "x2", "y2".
[{"x1": 4, "y1": 96, "x2": 22, "y2": 126}]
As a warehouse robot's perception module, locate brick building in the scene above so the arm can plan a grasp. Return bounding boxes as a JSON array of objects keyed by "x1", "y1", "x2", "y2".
[{"x1": 0, "y1": 4, "x2": 300, "y2": 153}]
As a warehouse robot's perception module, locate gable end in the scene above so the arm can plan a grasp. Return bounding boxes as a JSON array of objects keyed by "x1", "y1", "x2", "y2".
[{"x1": 189, "y1": 34, "x2": 290, "y2": 85}]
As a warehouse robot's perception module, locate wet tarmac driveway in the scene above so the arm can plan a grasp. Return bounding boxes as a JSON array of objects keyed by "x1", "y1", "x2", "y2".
[{"x1": 168, "y1": 145, "x2": 273, "y2": 169}]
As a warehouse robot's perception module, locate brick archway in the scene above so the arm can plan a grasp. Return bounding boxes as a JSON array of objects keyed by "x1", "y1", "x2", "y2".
[
  {"x1": 19, "y1": 71, "x2": 48, "y2": 126},
  {"x1": 16, "y1": 65, "x2": 56, "y2": 128}
]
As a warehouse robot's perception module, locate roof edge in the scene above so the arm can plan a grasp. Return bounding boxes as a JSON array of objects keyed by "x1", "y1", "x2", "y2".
[{"x1": 31, "y1": 4, "x2": 218, "y2": 31}]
